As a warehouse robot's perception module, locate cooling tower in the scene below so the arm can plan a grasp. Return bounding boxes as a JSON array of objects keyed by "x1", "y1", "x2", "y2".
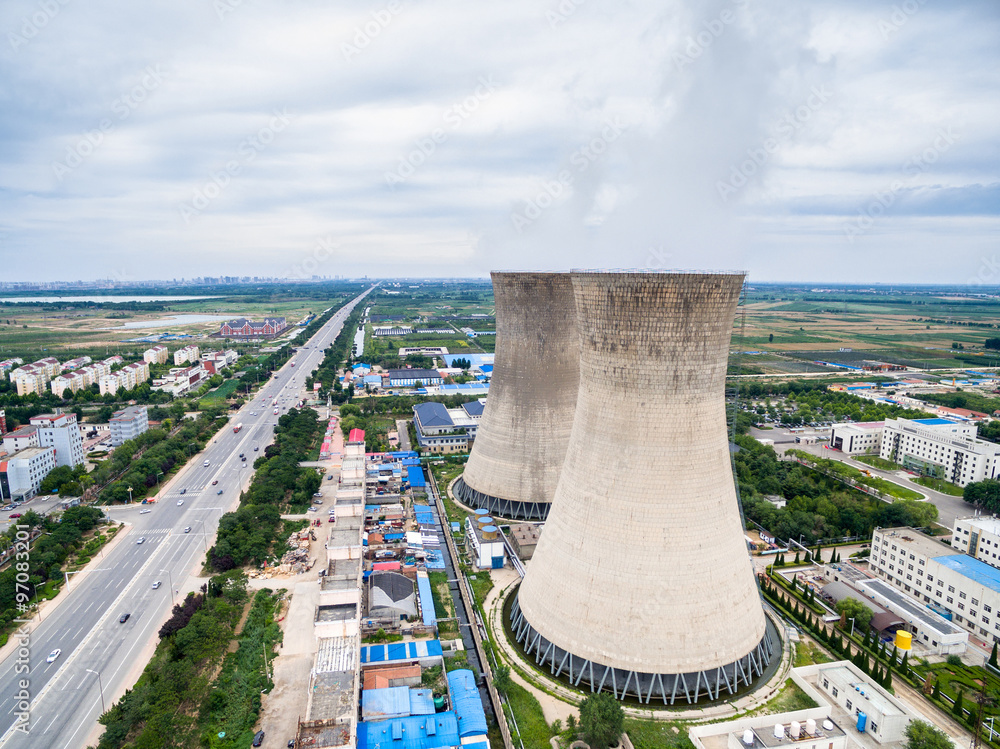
[
  {"x1": 453, "y1": 272, "x2": 579, "y2": 520},
  {"x1": 511, "y1": 271, "x2": 775, "y2": 704}
]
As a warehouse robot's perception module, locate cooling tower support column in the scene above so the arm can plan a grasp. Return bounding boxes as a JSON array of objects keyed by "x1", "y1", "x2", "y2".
[
  {"x1": 454, "y1": 272, "x2": 579, "y2": 520},
  {"x1": 511, "y1": 271, "x2": 775, "y2": 704}
]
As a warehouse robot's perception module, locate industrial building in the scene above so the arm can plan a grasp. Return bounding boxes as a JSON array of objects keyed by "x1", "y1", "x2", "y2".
[
  {"x1": 871, "y1": 526, "x2": 1000, "y2": 645},
  {"x1": 828, "y1": 422, "x2": 884, "y2": 455},
  {"x1": 455, "y1": 272, "x2": 579, "y2": 521},
  {"x1": 952, "y1": 515, "x2": 1000, "y2": 570},
  {"x1": 513, "y1": 271, "x2": 775, "y2": 704},
  {"x1": 508, "y1": 524, "x2": 540, "y2": 560},
  {"x1": 464, "y1": 514, "x2": 505, "y2": 570},
  {"x1": 386, "y1": 369, "x2": 442, "y2": 388},
  {"x1": 411, "y1": 402, "x2": 480, "y2": 454},
  {"x1": 109, "y1": 406, "x2": 150, "y2": 447}
]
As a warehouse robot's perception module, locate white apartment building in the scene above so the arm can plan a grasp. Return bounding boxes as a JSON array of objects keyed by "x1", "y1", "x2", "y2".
[
  {"x1": 151, "y1": 364, "x2": 208, "y2": 396},
  {"x1": 0, "y1": 446, "x2": 57, "y2": 499},
  {"x1": 143, "y1": 345, "x2": 169, "y2": 365},
  {"x1": 829, "y1": 422, "x2": 884, "y2": 454},
  {"x1": 872, "y1": 526, "x2": 1000, "y2": 645},
  {"x1": 0, "y1": 358, "x2": 24, "y2": 377},
  {"x1": 29, "y1": 412, "x2": 84, "y2": 468},
  {"x1": 103, "y1": 355, "x2": 123, "y2": 367},
  {"x1": 99, "y1": 374, "x2": 120, "y2": 396},
  {"x1": 110, "y1": 406, "x2": 149, "y2": 447},
  {"x1": 50, "y1": 373, "x2": 86, "y2": 398},
  {"x1": 62, "y1": 356, "x2": 92, "y2": 370},
  {"x1": 880, "y1": 417, "x2": 1000, "y2": 487},
  {"x1": 2, "y1": 426, "x2": 39, "y2": 454},
  {"x1": 174, "y1": 345, "x2": 200, "y2": 365}
]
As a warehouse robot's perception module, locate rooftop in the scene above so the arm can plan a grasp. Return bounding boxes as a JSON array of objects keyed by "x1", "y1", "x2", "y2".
[
  {"x1": 858, "y1": 578, "x2": 964, "y2": 636},
  {"x1": 877, "y1": 527, "x2": 952, "y2": 559},
  {"x1": 956, "y1": 515, "x2": 1000, "y2": 535},
  {"x1": 934, "y1": 554, "x2": 1000, "y2": 595},
  {"x1": 912, "y1": 417, "x2": 961, "y2": 426}
]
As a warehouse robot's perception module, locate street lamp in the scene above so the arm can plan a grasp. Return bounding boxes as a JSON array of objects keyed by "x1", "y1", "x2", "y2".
[
  {"x1": 85, "y1": 668, "x2": 106, "y2": 714},
  {"x1": 127, "y1": 486, "x2": 133, "y2": 504},
  {"x1": 155, "y1": 471, "x2": 163, "y2": 494},
  {"x1": 848, "y1": 617, "x2": 856, "y2": 638},
  {"x1": 160, "y1": 568, "x2": 175, "y2": 602},
  {"x1": 64, "y1": 570, "x2": 83, "y2": 588}
]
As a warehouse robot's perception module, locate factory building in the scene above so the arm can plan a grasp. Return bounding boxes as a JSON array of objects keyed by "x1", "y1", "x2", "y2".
[{"x1": 512, "y1": 271, "x2": 774, "y2": 704}]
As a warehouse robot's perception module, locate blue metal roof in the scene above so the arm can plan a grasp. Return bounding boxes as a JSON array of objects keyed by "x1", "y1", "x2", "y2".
[
  {"x1": 462, "y1": 400, "x2": 486, "y2": 417},
  {"x1": 914, "y1": 418, "x2": 958, "y2": 426},
  {"x1": 362, "y1": 687, "x2": 436, "y2": 721},
  {"x1": 414, "y1": 401, "x2": 453, "y2": 428},
  {"x1": 447, "y1": 670, "x2": 488, "y2": 737},
  {"x1": 934, "y1": 555, "x2": 1000, "y2": 594},
  {"x1": 360, "y1": 639, "x2": 444, "y2": 664},
  {"x1": 358, "y1": 712, "x2": 460, "y2": 749},
  {"x1": 408, "y1": 466, "x2": 426, "y2": 488},
  {"x1": 416, "y1": 574, "x2": 437, "y2": 628}
]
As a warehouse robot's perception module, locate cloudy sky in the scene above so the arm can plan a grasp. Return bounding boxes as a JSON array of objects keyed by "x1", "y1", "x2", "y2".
[{"x1": 1, "y1": 0, "x2": 997, "y2": 284}]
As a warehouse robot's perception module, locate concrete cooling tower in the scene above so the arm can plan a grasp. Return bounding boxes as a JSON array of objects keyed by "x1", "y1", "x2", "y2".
[
  {"x1": 453, "y1": 272, "x2": 579, "y2": 520},
  {"x1": 511, "y1": 271, "x2": 775, "y2": 704}
]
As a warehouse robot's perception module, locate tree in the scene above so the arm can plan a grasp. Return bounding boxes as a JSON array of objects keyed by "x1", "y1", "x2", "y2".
[
  {"x1": 964, "y1": 480, "x2": 1000, "y2": 514},
  {"x1": 769, "y1": 333, "x2": 774, "y2": 343},
  {"x1": 953, "y1": 687, "x2": 965, "y2": 717},
  {"x1": 904, "y1": 720, "x2": 952, "y2": 749},
  {"x1": 493, "y1": 664, "x2": 511, "y2": 695},
  {"x1": 578, "y1": 693, "x2": 624, "y2": 749},
  {"x1": 991, "y1": 642, "x2": 998, "y2": 669},
  {"x1": 836, "y1": 597, "x2": 874, "y2": 633}
]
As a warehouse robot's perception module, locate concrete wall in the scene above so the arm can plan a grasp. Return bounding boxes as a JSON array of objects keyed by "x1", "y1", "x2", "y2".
[
  {"x1": 518, "y1": 271, "x2": 768, "y2": 674},
  {"x1": 457, "y1": 272, "x2": 579, "y2": 517}
]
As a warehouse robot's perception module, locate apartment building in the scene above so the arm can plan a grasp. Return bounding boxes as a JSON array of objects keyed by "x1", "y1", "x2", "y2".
[
  {"x1": 174, "y1": 345, "x2": 200, "y2": 365},
  {"x1": 2, "y1": 426, "x2": 39, "y2": 454},
  {"x1": 29, "y1": 412, "x2": 84, "y2": 468},
  {"x1": 143, "y1": 345, "x2": 169, "y2": 365},
  {"x1": 110, "y1": 406, "x2": 149, "y2": 447},
  {"x1": 15, "y1": 373, "x2": 44, "y2": 396},
  {"x1": 62, "y1": 356, "x2": 92, "y2": 371},
  {"x1": 880, "y1": 417, "x2": 1000, "y2": 487},
  {"x1": 0, "y1": 446, "x2": 57, "y2": 500}
]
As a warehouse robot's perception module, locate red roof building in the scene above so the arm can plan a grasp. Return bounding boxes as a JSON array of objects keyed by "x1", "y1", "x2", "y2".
[{"x1": 348, "y1": 428, "x2": 366, "y2": 444}]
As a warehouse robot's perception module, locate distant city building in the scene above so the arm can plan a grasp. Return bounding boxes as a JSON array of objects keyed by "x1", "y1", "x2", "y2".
[
  {"x1": 219, "y1": 318, "x2": 287, "y2": 338},
  {"x1": 143, "y1": 345, "x2": 169, "y2": 365},
  {"x1": 62, "y1": 356, "x2": 92, "y2": 371},
  {"x1": 174, "y1": 345, "x2": 201, "y2": 365},
  {"x1": 0, "y1": 359, "x2": 23, "y2": 378},
  {"x1": 29, "y1": 411, "x2": 84, "y2": 468},
  {"x1": 110, "y1": 406, "x2": 150, "y2": 447},
  {"x1": 0, "y1": 446, "x2": 57, "y2": 500}
]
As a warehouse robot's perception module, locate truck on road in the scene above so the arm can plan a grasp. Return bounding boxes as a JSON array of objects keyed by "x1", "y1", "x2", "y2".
[{"x1": 233, "y1": 423, "x2": 243, "y2": 433}]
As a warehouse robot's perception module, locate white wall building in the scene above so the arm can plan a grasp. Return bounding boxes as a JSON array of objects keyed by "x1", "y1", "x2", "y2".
[
  {"x1": 174, "y1": 345, "x2": 200, "y2": 365},
  {"x1": 2, "y1": 426, "x2": 39, "y2": 455},
  {"x1": 829, "y1": 422, "x2": 884, "y2": 455},
  {"x1": 110, "y1": 406, "x2": 150, "y2": 447},
  {"x1": 29, "y1": 412, "x2": 84, "y2": 468},
  {"x1": 872, "y1": 526, "x2": 1000, "y2": 645},
  {"x1": 880, "y1": 417, "x2": 1000, "y2": 487},
  {"x1": 144, "y1": 345, "x2": 169, "y2": 365},
  {"x1": 463, "y1": 516, "x2": 505, "y2": 570},
  {"x1": 0, "y1": 446, "x2": 57, "y2": 499}
]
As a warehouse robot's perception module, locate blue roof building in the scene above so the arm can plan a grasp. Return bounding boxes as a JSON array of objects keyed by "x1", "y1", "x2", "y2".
[
  {"x1": 358, "y1": 712, "x2": 460, "y2": 749},
  {"x1": 447, "y1": 670, "x2": 488, "y2": 738}
]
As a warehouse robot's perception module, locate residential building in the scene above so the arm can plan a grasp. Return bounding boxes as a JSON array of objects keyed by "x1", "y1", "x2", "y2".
[
  {"x1": 102, "y1": 355, "x2": 123, "y2": 368},
  {"x1": 386, "y1": 368, "x2": 442, "y2": 388},
  {"x1": 151, "y1": 364, "x2": 209, "y2": 396},
  {"x1": 29, "y1": 411, "x2": 84, "y2": 468},
  {"x1": 0, "y1": 358, "x2": 23, "y2": 378},
  {"x1": 50, "y1": 373, "x2": 85, "y2": 398},
  {"x1": 143, "y1": 345, "x2": 169, "y2": 364},
  {"x1": 219, "y1": 317, "x2": 287, "y2": 337},
  {"x1": 110, "y1": 406, "x2": 149, "y2": 447},
  {"x1": 174, "y1": 345, "x2": 200, "y2": 365},
  {"x1": 62, "y1": 356, "x2": 92, "y2": 371},
  {"x1": 828, "y1": 422, "x2": 884, "y2": 455},
  {"x1": 201, "y1": 349, "x2": 238, "y2": 369},
  {"x1": 871, "y1": 526, "x2": 1000, "y2": 645},
  {"x1": 0, "y1": 446, "x2": 57, "y2": 500},
  {"x1": 2, "y1": 426, "x2": 39, "y2": 454},
  {"x1": 880, "y1": 417, "x2": 1000, "y2": 486},
  {"x1": 99, "y1": 374, "x2": 120, "y2": 396},
  {"x1": 411, "y1": 402, "x2": 478, "y2": 454},
  {"x1": 0, "y1": 409, "x2": 6, "y2": 435},
  {"x1": 14, "y1": 373, "x2": 44, "y2": 396}
]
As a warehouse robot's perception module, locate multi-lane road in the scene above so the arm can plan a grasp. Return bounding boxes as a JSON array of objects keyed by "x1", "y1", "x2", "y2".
[{"x1": 0, "y1": 287, "x2": 372, "y2": 748}]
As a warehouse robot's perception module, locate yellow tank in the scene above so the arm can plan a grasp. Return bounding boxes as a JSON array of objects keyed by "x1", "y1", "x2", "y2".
[{"x1": 895, "y1": 630, "x2": 912, "y2": 650}]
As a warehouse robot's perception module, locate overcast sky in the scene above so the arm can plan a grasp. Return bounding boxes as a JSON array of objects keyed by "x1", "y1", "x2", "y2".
[{"x1": 1, "y1": 0, "x2": 997, "y2": 284}]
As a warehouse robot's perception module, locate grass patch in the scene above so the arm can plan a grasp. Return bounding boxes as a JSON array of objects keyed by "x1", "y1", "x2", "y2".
[
  {"x1": 855, "y1": 455, "x2": 900, "y2": 470},
  {"x1": 505, "y1": 681, "x2": 554, "y2": 749},
  {"x1": 428, "y1": 571, "x2": 459, "y2": 639},
  {"x1": 198, "y1": 377, "x2": 243, "y2": 407},
  {"x1": 793, "y1": 640, "x2": 834, "y2": 667},
  {"x1": 745, "y1": 678, "x2": 819, "y2": 717},
  {"x1": 913, "y1": 476, "x2": 965, "y2": 496},
  {"x1": 625, "y1": 720, "x2": 696, "y2": 749},
  {"x1": 468, "y1": 571, "x2": 494, "y2": 607}
]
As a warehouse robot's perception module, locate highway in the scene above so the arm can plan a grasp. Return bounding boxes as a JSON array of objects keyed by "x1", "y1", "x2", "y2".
[{"x1": 0, "y1": 286, "x2": 373, "y2": 748}]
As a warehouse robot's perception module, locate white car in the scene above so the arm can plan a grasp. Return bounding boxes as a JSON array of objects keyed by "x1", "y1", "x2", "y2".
[
  {"x1": 152, "y1": 581, "x2": 161, "y2": 589},
  {"x1": 136, "y1": 537, "x2": 145, "y2": 545},
  {"x1": 139, "y1": 509, "x2": 151, "y2": 515},
  {"x1": 177, "y1": 500, "x2": 184, "y2": 506},
  {"x1": 46, "y1": 649, "x2": 61, "y2": 663}
]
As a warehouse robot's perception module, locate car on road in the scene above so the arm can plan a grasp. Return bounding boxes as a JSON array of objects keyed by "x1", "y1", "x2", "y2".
[
  {"x1": 327, "y1": 474, "x2": 333, "y2": 480},
  {"x1": 136, "y1": 537, "x2": 145, "y2": 544},
  {"x1": 239, "y1": 453, "x2": 244, "y2": 458},
  {"x1": 217, "y1": 489, "x2": 223, "y2": 495},
  {"x1": 180, "y1": 488, "x2": 187, "y2": 494},
  {"x1": 177, "y1": 500, "x2": 184, "y2": 506},
  {"x1": 328, "y1": 516, "x2": 335, "y2": 523},
  {"x1": 254, "y1": 446, "x2": 259, "y2": 451},
  {"x1": 46, "y1": 649, "x2": 61, "y2": 663},
  {"x1": 8, "y1": 513, "x2": 21, "y2": 519},
  {"x1": 212, "y1": 480, "x2": 218, "y2": 485},
  {"x1": 313, "y1": 492, "x2": 322, "y2": 497},
  {"x1": 253, "y1": 730, "x2": 265, "y2": 747},
  {"x1": 119, "y1": 613, "x2": 130, "y2": 624},
  {"x1": 2, "y1": 505, "x2": 14, "y2": 511},
  {"x1": 307, "y1": 507, "x2": 317, "y2": 513},
  {"x1": 139, "y1": 509, "x2": 151, "y2": 514},
  {"x1": 152, "y1": 581, "x2": 161, "y2": 589},
  {"x1": 184, "y1": 526, "x2": 191, "y2": 533},
  {"x1": 242, "y1": 456, "x2": 247, "y2": 462}
]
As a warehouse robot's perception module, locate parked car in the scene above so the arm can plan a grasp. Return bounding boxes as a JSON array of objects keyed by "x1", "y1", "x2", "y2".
[
  {"x1": 119, "y1": 613, "x2": 130, "y2": 624},
  {"x1": 313, "y1": 492, "x2": 323, "y2": 497},
  {"x1": 328, "y1": 516, "x2": 335, "y2": 523},
  {"x1": 8, "y1": 513, "x2": 21, "y2": 519},
  {"x1": 152, "y1": 581, "x2": 161, "y2": 589},
  {"x1": 253, "y1": 730, "x2": 265, "y2": 747},
  {"x1": 139, "y1": 509, "x2": 151, "y2": 514},
  {"x1": 46, "y1": 649, "x2": 61, "y2": 663}
]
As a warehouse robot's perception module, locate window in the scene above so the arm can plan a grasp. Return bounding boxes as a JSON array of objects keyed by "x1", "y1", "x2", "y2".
[
  {"x1": 949, "y1": 585, "x2": 956, "y2": 592},
  {"x1": 832, "y1": 687, "x2": 838, "y2": 697},
  {"x1": 986, "y1": 605, "x2": 992, "y2": 613},
  {"x1": 948, "y1": 596, "x2": 954, "y2": 603},
  {"x1": 959, "y1": 603, "x2": 965, "y2": 611},
  {"x1": 960, "y1": 592, "x2": 967, "y2": 600},
  {"x1": 973, "y1": 598, "x2": 979, "y2": 606},
  {"x1": 823, "y1": 678, "x2": 829, "y2": 689},
  {"x1": 908, "y1": 564, "x2": 914, "y2": 571},
  {"x1": 846, "y1": 700, "x2": 853, "y2": 711},
  {"x1": 871, "y1": 723, "x2": 879, "y2": 734},
  {"x1": 928, "y1": 575, "x2": 934, "y2": 582}
]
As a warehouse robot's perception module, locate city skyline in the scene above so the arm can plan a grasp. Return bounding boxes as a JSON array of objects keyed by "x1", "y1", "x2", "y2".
[{"x1": 1, "y1": 0, "x2": 997, "y2": 284}]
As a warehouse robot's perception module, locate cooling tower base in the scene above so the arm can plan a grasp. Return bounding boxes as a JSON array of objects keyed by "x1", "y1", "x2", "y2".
[
  {"x1": 454, "y1": 476, "x2": 550, "y2": 521},
  {"x1": 510, "y1": 594, "x2": 777, "y2": 705}
]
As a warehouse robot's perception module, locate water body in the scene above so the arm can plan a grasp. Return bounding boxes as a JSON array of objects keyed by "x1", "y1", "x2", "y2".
[
  {"x1": 0, "y1": 295, "x2": 221, "y2": 303},
  {"x1": 115, "y1": 314, "x2": 232, "y2": 329}
]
